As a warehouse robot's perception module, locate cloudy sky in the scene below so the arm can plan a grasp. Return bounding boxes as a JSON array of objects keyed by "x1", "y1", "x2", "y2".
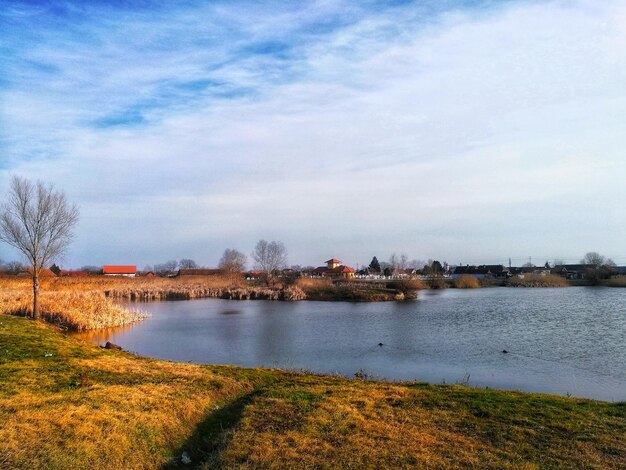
[{"x1": 1, "y1": 0, "x2": 625, "y2": 269}]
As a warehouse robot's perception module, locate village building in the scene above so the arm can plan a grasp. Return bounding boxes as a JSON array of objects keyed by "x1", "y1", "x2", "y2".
[
  {"x1": 102, "y1": 265, "x2": 137, "y2": 277},
  {"x1": 552, "y1": 264, "x2": 594, "y2": 279},
  {"x1": 312, "y1": 258, "x2": 356, "y2": 279}
]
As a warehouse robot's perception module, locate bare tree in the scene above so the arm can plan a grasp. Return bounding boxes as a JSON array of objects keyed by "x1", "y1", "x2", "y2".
[
  {"x1": 252, "y1": 240, "x2": 287, "y2": 284},
  {"x1": 154, "y1": 260, "x2": 178, "y2": 275},
  {"x1": 0, "y1": 176, "x2": 79, "y2": 318},
  {"x1": 80, "y1": 265, "x2": 101, "y2": 274},
  {"x1": 3, "y1": 260, "x2": 25, "y2": 274},
  {"x1": 179, "y1": 258, "x2": 198, "y2": 269},
  {"x1": 581, "y1": 252, "x2": 605, "y2": 266},
  {"x1": 218, "y1": 248, "x2": 247, "y2": 273},
  {"x1": 389, "y1": 253, "x2": 409, "y2": 275},
  {"x1": 580, "y1": 252, "x2": 616, "y2": 284}
]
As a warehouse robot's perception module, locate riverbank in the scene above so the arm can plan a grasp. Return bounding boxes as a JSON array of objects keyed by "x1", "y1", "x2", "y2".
[
  {"x1": 2, "y1": 274, "x2": 624, "y2": 331},
  {"x1": 1, "y1": 315, "x2": 624, "y2": 468},
  {"x1": 0, "y1": 276, "x2": 411, "y2": 330}
]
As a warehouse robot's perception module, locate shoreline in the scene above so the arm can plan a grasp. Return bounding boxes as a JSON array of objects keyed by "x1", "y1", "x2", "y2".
[
  {"x1": 1, "y1": 314, "x2": 625, "y2": 468},
  {"x1": 2, "y1": 274, "x2": 624, "y2": 332}
]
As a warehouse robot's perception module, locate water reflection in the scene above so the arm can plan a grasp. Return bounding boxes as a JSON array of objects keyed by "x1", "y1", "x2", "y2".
[
  {"x1": 220, "y1": 309, "x2": 242, "y2": 315},
  {"x1": 74, "y1": 322, "x2": 139, "y2": 345}
]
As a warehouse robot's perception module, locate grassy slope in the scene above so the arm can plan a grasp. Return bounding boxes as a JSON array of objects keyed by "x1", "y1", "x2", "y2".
[{"x1": 1, "y1": 316, "x2": 625, "y2": 469}]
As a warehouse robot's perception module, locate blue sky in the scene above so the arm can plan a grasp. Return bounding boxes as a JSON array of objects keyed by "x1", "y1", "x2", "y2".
[{"x1": 1, "y1": 0, "x2": 626, "y2": 269}]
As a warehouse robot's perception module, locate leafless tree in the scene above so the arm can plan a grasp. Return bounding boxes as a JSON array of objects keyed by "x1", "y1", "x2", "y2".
[
  {"x1": 154, "y1": 260, "x2": 178, "y2": 275},
  {"x1": 252, "y1": 239, "x2": 287, "y2": 284},
  {"x1": 389, "y1": 253, "x2": 409, "y2": 275},
  {"x1": 80, "y1": 265, "x2": 101, "y2": 274},
  {"x1": 218, "y1": 248, "x2": 247, "y2": 273},
  {"x1": 179, "y1": 258, "x2": 198, "y2": 269},
  {"x1": 0, "y1": 176, "x2": 79, "y2": 318},
  {"x1": 3, "y1": 260, "x2": 25, "y2": 274},
  {"x1": 581, "y1": 252, "x2": 605, "y2": 266}
]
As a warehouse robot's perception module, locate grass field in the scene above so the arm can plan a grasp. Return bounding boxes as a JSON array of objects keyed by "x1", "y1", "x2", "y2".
[{"x1": 1, "y1": 314, "x2": 625, "y2": 469}]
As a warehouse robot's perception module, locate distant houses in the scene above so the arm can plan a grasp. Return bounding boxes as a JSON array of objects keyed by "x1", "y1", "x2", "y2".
[
  {"x1": 451, "y1": 263, "x2": 603, "y2": 280},
  {"x1": 102, "y1": 265, "x2": 137, "y2": 277},
  {"x1": 451, "y1": 265, "x2": 509, "y2": 280},
  {"x1": 552, "y1": 264, "x2": 594, "y2": 280}
]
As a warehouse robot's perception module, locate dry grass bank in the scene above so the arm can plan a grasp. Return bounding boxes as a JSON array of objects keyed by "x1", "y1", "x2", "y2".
[
  {"x1": 506, "y1": 274, "x2": 569, "y2": 288},
  {"x1": 0, "y1": 289, "x2": 146, "y2": 331},
  {"x1": 0, "y1": 275, "x2": 306, "y2": 330},
  {"x1": 1, "y1": 315, "x2": 625, "y2": 469}
]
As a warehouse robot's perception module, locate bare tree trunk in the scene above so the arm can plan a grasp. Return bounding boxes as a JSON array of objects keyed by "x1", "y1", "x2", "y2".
[{"x1": 32, "y1": 274, "x2": 40, "y2": 319}]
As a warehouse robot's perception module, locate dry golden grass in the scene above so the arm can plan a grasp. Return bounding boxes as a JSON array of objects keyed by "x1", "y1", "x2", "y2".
[
  {"x1": 0, "y1": 289, "x2": 146, "y2": 331},
  {"x1": 294, "y1": 277, "x2": 332, "y2": 289},
  {"x1": 608, "y1": 276, "x2": 626, "y2": 287},
  {"x1": 0, "y1": 274, "x2": 245, "y2": 330},
  {"x1": 1, "y1": 315, "x2": 625, "y2": 469},
  {"x1": 455, "y1": 274, "x2": 481, "y2": 288},
  {"x1": 0, "y1": 316, "x2": 255, "y2": 469},
  {"x1": 506, "y1": 274, "x2": 569, "y2": 288}
]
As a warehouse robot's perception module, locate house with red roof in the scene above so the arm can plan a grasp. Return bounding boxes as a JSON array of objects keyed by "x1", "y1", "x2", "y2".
[
  {"x1": 312, "y1": 258, "x2": 356, "y2": 279},
  {"x1": 102, "y1": 265, "x2": 137, "y2": 277}
]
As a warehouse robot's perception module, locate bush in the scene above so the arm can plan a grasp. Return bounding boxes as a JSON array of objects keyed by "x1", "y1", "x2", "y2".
[
  {"x1": 387, "y1": 279, "x2": 427, "y2": 292},
  {"x1": 428, "y1": 276, "x2": 448, "y2": 289},
  {"x1": 454, "y1": 275, "x2": 480, "y2": 289}
]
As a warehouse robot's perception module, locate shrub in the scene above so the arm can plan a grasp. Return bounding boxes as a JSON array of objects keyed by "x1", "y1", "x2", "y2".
[
  {"x1": 428, "y1": 276, "x2": 448, "y2": 289},
  {"x1": 454, "y1": 275, "x2": 480, "y2": 289}
]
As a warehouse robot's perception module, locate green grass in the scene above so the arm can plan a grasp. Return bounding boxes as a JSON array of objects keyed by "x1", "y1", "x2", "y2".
[{"x1": 1, "y1": 314, "x2": 625, "y2": 469}]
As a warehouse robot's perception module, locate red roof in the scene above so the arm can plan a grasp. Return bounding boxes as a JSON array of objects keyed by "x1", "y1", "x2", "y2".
[
  {"x1": 103, "y1": 265, "x2": 136, "y2": 274},
  {"x1": 333, "y1": 265, "x2": 355, "y2": 273},
  {"x1": 325, "y1": 258, "x2": 341, "y2": 263},
  {"x1": 313, "y1": 267, "x2": 330, "y2": 273}
]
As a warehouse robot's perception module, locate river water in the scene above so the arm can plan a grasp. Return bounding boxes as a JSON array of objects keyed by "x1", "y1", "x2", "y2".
[{"x1": 77, "y1": 287, "x2": 626, "y2": 401}]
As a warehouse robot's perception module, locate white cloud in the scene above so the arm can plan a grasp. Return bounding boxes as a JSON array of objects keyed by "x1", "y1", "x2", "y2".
[{"x1": 1, "y1": 0, "x2": 625, "y2": 267}]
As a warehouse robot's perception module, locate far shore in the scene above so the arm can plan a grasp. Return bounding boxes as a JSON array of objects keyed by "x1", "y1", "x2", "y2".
[{"x1": 1, "y1": 273, "x2": 624, "y2": 332}]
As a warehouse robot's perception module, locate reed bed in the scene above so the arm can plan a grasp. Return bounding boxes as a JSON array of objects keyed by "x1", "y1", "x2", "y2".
[
  {"x1": 0, "y1": 275, "x2": 306, "y2": 330},
  {"x1": 506, "y1": 274, "x2": 569, "y2": 288},
  {"x1": 0, "y1": 288, "x2": 147, "y2": 331},
  {"x1": 607, "y1": 276, "x2": 626, "y2": 287},
  {"x1": 454, "y1": 274, "x2": 481, "y2": 288},
  {"x1": 104, "y1": 285, "x2": 307, "y2": 301},
  {"x1": 294, "y1": 277, "x2": 332, "y2": 289}
]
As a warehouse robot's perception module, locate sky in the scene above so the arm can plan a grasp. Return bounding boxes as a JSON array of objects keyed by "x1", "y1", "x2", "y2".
[{"x1": 1, "y1": 0, "x2": 626, "y2": 269}]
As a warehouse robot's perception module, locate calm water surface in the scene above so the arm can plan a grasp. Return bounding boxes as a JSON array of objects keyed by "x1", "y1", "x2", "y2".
[{"x1": 77, "y1": 287, "x2": 626, "y2": 401}]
